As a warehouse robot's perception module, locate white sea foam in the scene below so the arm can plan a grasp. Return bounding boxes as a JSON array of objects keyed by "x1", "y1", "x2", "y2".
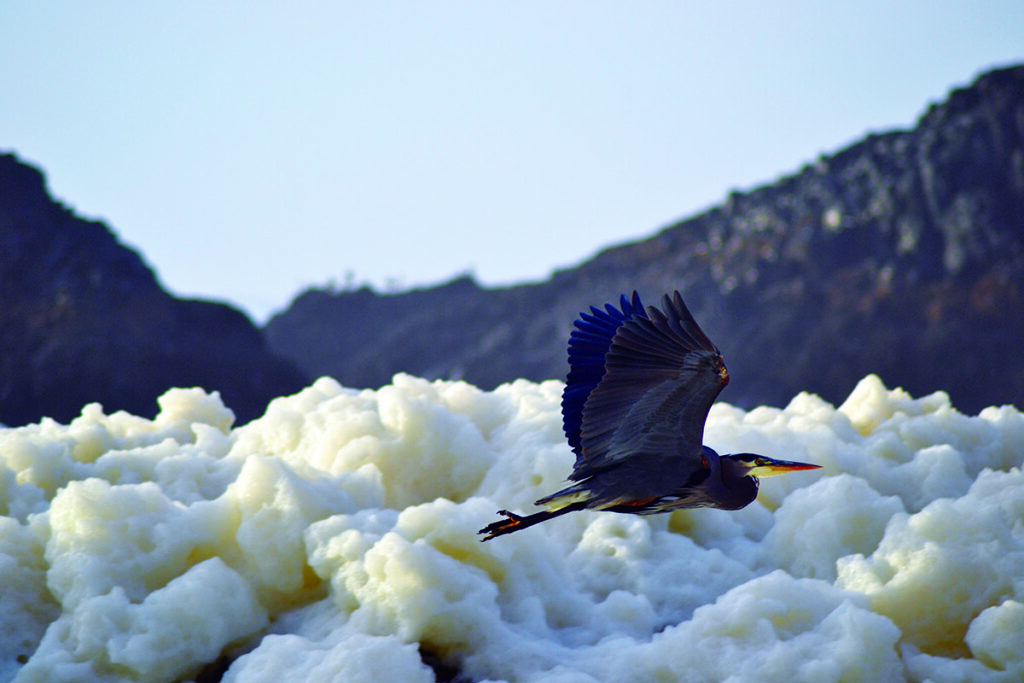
[{"x1": 1, "y1": 375, "x2": 1022, "y2": 682}]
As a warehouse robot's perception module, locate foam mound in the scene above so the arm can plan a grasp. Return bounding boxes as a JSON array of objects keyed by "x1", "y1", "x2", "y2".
[{"x1": 2, "y1": 374, "x2": 1022, "y2": 682}]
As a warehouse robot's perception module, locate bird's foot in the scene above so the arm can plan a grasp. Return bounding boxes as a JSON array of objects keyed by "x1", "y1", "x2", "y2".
[{"x1": 478, "y1": 509, "x2": 525, "y2": 541}]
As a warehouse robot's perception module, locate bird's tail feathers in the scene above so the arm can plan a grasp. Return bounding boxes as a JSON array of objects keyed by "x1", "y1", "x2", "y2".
[{"x1": 535, "y1": 481, "x2": 593, "y2": 508}]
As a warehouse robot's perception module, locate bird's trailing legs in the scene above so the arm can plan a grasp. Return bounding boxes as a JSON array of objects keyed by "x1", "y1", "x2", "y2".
[{"x1": 478, "y1": 502, "x2": 588, "y2": 541}]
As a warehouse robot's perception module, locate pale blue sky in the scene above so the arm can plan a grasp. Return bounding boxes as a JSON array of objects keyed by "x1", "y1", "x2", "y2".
[{"x1": 3, "y1": 2, "x2": 1022, "y2": 322}]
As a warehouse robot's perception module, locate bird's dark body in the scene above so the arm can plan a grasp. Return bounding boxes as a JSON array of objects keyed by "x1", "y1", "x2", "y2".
[{"x1": 479, "y1": 290, "x2": 819, "y2": 540}]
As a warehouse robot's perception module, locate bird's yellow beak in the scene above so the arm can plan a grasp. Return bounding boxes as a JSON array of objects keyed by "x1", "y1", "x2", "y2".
[{"x1": 748, "y1": 456, "x2": 822, "y2": 478}]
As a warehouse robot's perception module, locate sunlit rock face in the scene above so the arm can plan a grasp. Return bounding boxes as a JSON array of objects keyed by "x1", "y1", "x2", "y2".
[{"x1": 2, "y1": 374, "x2": 1022, "y2": 682}]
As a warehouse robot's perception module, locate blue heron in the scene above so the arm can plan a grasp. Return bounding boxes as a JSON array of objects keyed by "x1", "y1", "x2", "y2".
[{"x1": 479, "y1": 290, "x2": 820, "y2": 540}]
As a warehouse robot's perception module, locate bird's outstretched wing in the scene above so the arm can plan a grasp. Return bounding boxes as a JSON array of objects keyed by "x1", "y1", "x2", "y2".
[
  {"x1": 565, "y1": 291, "x2": 729, "y2": 483},
  {"x1": 561, "y1": 291, "x2": 648, "y2": 456}
]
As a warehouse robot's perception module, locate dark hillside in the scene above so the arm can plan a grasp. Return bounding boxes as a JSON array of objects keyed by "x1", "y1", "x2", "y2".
[{"x1": 0, "y1": 155, "x2": 309, "y2": 426}]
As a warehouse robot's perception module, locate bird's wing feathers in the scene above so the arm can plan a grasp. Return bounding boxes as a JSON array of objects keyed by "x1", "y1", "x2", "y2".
[
  {"x1": 561, "y1": 291, "x2": 647, "y2": 455},
  {"x1": 569, "y1": 291, "x2": 728, "y2": 482}
]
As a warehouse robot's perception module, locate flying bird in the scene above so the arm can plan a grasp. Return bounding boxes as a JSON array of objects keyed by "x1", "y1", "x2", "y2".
[{"x1": 479, "y1": 290, "x2": 820, "y2": 540}]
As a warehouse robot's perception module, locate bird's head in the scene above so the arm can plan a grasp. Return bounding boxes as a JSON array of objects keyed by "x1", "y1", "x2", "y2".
[{"x1": 724, "y1": 453, "x2": 822, "y2": 479}]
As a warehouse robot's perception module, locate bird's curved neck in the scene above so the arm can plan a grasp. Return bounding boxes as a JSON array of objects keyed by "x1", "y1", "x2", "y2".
[{"x1": 716, "y1": 454, "x2": 759, "y2": 510}]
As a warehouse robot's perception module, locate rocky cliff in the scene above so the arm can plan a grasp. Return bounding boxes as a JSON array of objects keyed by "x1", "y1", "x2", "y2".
[
  {"x1": 265, "y1": 65, "x2": 1024, "y2": 414},
  {"x1": 0, "y1": 155, "x2": 309, "y2": 426}
]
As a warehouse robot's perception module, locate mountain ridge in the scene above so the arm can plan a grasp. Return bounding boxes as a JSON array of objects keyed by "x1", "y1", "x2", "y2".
[
  {"x1": 265, "y1": 64, "x2": 1024, "y2": 414},
  {"x1": 3, "y1": 65, "x2": 1020, "y2": 425}
]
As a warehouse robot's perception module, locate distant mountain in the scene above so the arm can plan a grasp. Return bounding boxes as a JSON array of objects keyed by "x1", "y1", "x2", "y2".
[
  {"x1": 265, "y1": 64, "x2": 1024, "y2": 414},
  {"x1": 0, "y1": 154, "x2": 309, "y2": 426}
]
